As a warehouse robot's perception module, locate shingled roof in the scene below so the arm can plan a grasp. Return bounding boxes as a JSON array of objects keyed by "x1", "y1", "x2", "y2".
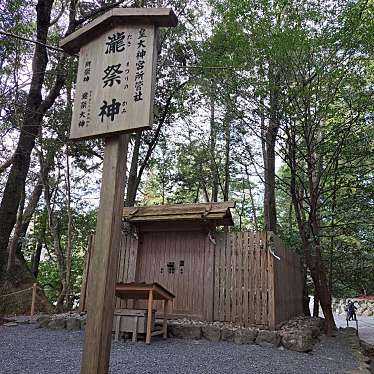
[{"x1": 122, "y1": 202, "x2": 235, "y2": 226}]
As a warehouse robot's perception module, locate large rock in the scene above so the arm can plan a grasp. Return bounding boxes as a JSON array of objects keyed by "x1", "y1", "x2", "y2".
[
  {"x1": 48, "y1": 318, "x2": 66, "y2": 330},
  {"x1": 234, "y1": 328, "x2": 258, "y2": 345},
  {"x1": 221, "y1": 327, "x2": 235, "y2": 342},
  {"x1": 304, "y1": 317, "x2": 323, "y2": 338},
  {"x1": 362, "y1": 309, "x2": 373, "y2": 317},
  {"x1": 3, "y1": 322, "x2": 18, "y2": 327},
  {"x1": 280, "y1": 329, "x2": 314, "y2": 352},
  {"x1": 202, "y1": 326, "x2": 221, "y2": 342},
  {"x1": 169, "y1": 324, "x2": 201, "y2": 340},
  {"x1": 66, "y1": 318, "x2": 81, "y2": 330},
  {"x1": 360, "y1": 341, "x2": 374, "y2": 357},
  {"x1": 37, "y1": 318, "x2": 51, "y2": 328},
  {"x1": 278, "y1": 316, "x2": 323, "y2": 339},
  {"x1": 36, "y1": 315, "x2": 50, "y2": 323},
  {"x1": 256, "y1": 330, "x2": 281, "y2": 347},
  {"x1": 340, "y1": 327, "x2": 357, "y2": 336}
]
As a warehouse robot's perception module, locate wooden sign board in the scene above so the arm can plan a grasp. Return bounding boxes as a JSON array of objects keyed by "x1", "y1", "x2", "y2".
[
  {"x1": 60, "y1": 8, "x2": 178, "y2": 374},
  {"x1": 71, "y1": 24, "x2": 157, "y2": 140}
]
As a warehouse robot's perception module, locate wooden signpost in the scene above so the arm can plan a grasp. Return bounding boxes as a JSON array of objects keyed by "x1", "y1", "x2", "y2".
[{"x1": 60, "y1": 8, "x2": 177, "y2": 374}]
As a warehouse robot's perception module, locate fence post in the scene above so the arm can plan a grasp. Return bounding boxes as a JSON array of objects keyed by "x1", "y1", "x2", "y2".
[
  {"x1": 30, "y1": 283, "x2": 37, "y2": 317},
  {"x1": 267, "y1": 232, "x2": 277, "y2": 329}
]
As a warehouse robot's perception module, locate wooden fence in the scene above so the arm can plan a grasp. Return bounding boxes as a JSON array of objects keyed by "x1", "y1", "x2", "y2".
[
  {"x1": 213, "y1": 231, "x2": 303, "y2": 328},
  {"x1": 81, "y1": 230, "x2": 303, "y2": 328},
  {"x1": 272, "y1": 234, "x2": 304, "y2": 326},
  {"x1": 213, "y1": 231, "x2": 272, "y2": 328}
]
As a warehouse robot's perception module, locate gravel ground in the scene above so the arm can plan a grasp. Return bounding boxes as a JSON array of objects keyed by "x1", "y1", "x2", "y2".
[{"x1": 0, "y1": 324, "x2": 358, "y2": 374}]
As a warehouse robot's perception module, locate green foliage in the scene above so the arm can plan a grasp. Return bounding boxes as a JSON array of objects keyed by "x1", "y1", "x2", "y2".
[
  {"x1": 23, "y1": 209, "x2": 96, "y2": 304},
  {"x1": 1, "y1": 0, "x2": 373, "y2": 308}
]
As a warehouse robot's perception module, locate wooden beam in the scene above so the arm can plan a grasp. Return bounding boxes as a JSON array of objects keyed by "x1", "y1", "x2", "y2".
[
  {"x1": 123, "y1": 201, "x2": 235, "y2": 217},
  {"x1": 80, "y1": 134, "x2": 128, "y2": 374}
]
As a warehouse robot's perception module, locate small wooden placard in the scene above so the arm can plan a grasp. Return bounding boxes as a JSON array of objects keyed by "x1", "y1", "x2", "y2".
[
  {"x1": 70, "y1": 24, "x2": 157, "y2": 140},
  {"x1": 59, "y1": 8, "x2": 177, "y2": 141}
]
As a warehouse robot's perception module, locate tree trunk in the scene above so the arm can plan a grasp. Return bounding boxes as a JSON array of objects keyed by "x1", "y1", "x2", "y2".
[
  {"x1": 6, "y1": 188, "x2": 25, "y2": 271},
  {"x1": 310, "y1": 249, "x2": 336, "y2": 335},
  {"x1": 31, "y1": 241, "x2": 43, "y2": 279},
  {"x1": 125, "y1": 133, "x2": 141, "y2": 207},
  {"x1": 0, "y1": 0, "x2": 62, "y2": 282},
  {"x1": 223, "y1": 111, "x2": 230, "y2": 201},
  {"x1": 125, "y1": 82, "x2": 189, "y2": 207},
  {"x1": 209, "y1": 84, "x2": 218, "y2": 202},
  {"x1": 287, "y1": 126, "x2": 336, "y2": 334},
  {"x1": 313, "y1": 292, "x2": 319, "y2": 317},
  {"x1": 0, "y1": 156, "x2": 13, "y2": 175},
  {"x1": 40, "y1": 152, "x2": 67, "y2": 312},
  {"x1": 302, "y1": 267, "x2": 311, "y2": 316},
  {"x1": 245, "y1": 166, "x2": 258, "y2": 231},
  {"x1": 262, "y1": 74, "x2": 279, "y2": 233}
]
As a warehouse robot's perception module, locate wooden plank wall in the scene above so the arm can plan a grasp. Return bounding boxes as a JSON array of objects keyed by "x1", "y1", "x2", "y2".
[
  {"x1": 134, "y1": 231, "x2": 207, "y2": 319},
  {"x1": 272, "y1": 233, "x2": 303, "y2": 326},
  {"x1": 115, "y1": 233, "x2": 139, "y2": 309},
  {"x1": 213, "y1": 231, "x2": 271, "y2": 328},
  {"x1": 80, "y1": 230, "x2": 303, "y2": 328}
]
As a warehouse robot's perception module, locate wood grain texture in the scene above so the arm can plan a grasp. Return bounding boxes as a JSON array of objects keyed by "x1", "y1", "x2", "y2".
[
  {"x1": 134, "y1": 230, "x2": 206, "y2": 319},
  {"x1": 146, "y1": 290, "x2": 153, "y2": 344},
  {"x1": 271, "y1": 232, "x2": 303, "y2": 326},
  {"x1": 243, "y1": 231, "x2": 249, "y2": 326},
  {"x1": 70, "y1": 25, "x2": 157, "y2": 140},
  {"x1": 122, "y1": 202, "x2": 236, "y2": 226},
  {"x1": 203, "y1": 235, "x2": 214, "y2": 320},
  {"x1": 60, "y1": 8, "x2": 178, "y2": 54},
  {"x1": 82, "y1": 228, "x2": 303, "y2": 330},
  {"x1": 80, "y1": 135, "x2": 128, "y2": 374},
  {"x1": 30, "y1": 283, "x2": 37, "y2": 317},
  {"x1": 215, "y1": 232, "x2": 224, "y2": 321}
]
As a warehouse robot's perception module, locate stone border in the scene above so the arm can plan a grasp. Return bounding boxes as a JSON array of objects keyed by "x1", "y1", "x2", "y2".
[
  {"x1": 35, "y1": 313, "x2": 86, "y2": 331},
  {"x1": 33, "y1": 314, "x2": 324, "y2": 353},
  {"x1": 168, "y1": 316, "x2": 324, "y2": 353}
]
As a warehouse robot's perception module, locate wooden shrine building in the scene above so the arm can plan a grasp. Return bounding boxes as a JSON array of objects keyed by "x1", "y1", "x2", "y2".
[{"x1": 81, "y1": 202, "x2": 303, "y2": 329}]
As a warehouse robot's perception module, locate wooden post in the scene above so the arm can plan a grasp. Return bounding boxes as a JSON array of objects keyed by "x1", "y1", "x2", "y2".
[
  {"x1": 80, "y1": 135, "x2": 128, "y2": 374},
  {"x1": 267, "y1": 232, "x2": 276, "y2": 329},
  {"x1": 30, "y1": 283, "x2": 37, "y2": 317},
  {"x1": 59, "y1": 8, "x2": 178, "y2": 373},
  {"x1": 146, "y1": 289, "x2": 154, "y2": 344},
  {"x1": 163, "y1": 300, "x2": 168, "y2": 339}
]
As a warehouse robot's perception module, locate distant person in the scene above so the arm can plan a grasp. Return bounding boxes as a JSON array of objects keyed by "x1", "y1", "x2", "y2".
[{"x1": 345, "y1": 300, "x2": 357, "y2": 321}]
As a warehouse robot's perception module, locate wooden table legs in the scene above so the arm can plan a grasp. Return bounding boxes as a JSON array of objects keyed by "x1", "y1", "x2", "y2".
[
  {"x1": 163, "y1": 300, "x2": 168, "y2": 339},
  {"x1": 114, "y1": 316, "x2": 120, "y2": 342},
  {"x1": 146, "y1": 290, "x2": 153, "y2": 344},
  {"x1": 132, "y1": 316, "x2": 138, "y2": 343}
]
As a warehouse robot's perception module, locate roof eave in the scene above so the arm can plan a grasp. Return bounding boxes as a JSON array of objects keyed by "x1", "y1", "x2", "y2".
[{"x1": 60, "y1": 8, "x2": 178, "y2": 54}]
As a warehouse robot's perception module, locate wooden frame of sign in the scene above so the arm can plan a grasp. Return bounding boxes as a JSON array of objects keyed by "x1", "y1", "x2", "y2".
[{"x1": 60, "y1": 8, "x2": 177, "y2": 374}]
